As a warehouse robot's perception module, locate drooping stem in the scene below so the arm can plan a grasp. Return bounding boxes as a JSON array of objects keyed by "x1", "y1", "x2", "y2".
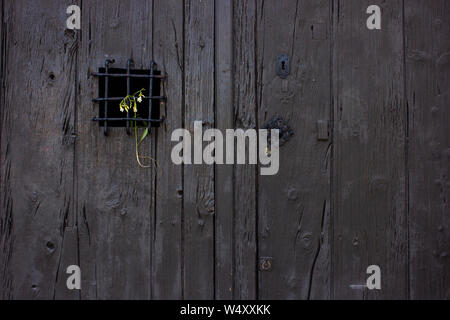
[
  {"x1": 120, "y1": 88, "x2": 156, "y2": 168},
  {"x1": 134, "y1": 112, "x2": 156, "y2": 168},
  {"x1": 134, "y1": 112, "x2": 151, "y2": 168}
]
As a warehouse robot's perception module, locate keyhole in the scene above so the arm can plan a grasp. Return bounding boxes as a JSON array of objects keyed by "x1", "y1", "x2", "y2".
[{"x1": 277, "y1": 54, "x2": 289, "y2": 79}]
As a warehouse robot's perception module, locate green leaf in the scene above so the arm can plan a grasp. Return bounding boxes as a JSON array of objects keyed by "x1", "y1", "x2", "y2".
[{"x1": 139, "y1": 128, "x2": 149, "y2": 145}]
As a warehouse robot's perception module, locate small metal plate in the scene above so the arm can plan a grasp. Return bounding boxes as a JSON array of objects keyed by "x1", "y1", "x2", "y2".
[
  {"x1": 260, "y1": 257, "x2": 273, "y2": 272},
  {"x1": 277, "y1": 54, "x2": 290, "y2": 79}
]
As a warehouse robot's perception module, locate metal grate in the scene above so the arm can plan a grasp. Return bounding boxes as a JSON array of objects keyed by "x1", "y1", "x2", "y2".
[
  {"x1": 263, "y1": 115, "x2": 294, "y2": 147},
  {"x1": 92, "y1": 59, "x2": 166, "y2": 136}
]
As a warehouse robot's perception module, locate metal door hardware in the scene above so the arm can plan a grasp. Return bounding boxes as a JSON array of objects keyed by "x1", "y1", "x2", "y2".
[
  {"x1": 92, "y1": 59, "x2": 166, "y2": 136},
  {"x1": 260, "y1": 257, "x2": 273, "y2": 272},
  {"x1": 277, "y1": 54, "x2": 290, "y2": 79}
]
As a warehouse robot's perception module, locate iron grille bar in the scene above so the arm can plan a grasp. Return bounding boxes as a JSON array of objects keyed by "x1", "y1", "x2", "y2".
[
  {"x1": 93, "y1": 58, "x2": 165, "y2": 133},
  {"x1": 104, "y1": 59, "x2": 113, "y2": 136},
  {"x1": 149, "y1": 61, "x2": 155, "y2": 133},
  {"x1": 93, "y1": 117, "x2": 164, "y2": 123},
  {"x1": 126, "y1": 59, "x2": 132, "y2": 135},
  {"x1": 92, "y1": 72, "x2": 164, "y2": 79},
  {"x1": 92, "y1": 96, "x2": 166, "y2": 102}
]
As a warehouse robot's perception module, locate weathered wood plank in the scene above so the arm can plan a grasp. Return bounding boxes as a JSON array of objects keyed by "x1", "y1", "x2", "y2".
[
  {"x1": 215, "y1": 0, "x2": 234, "y2": 300},
  {"x1": 257, "y1": 0, "x2": 331, "y2": 300},
  {"x1": 405, "y1": 0, "x2": 450, "y2": 300},
  {"x1": 183, "y1": 0, "x2": 215, "y2": 299},
  {"x1": 332, "y1": 0, "x2": 407, "y2": 299},
  {"x1": 231, "y1": 0, "x2": 258, "y2": 300},
  {"x1": 54, "y1": 227, "x2": 80, "y2": 299},
  {"x1": 152, "y1": 0, "x2": 184, "y2": 299},
  {"x1": 0, "y1": 0, "x2": 78, "y2": 299},
  {"x1": 1, "y1": 0, "x2": 448, "y2": 301},
  {"x1": 0, "y1": 0, "x2": 3, "y2": 248},
  {"x1": 76, "y1": 0, "x2": 153, "y2": 300},
  {"x1": 0, "y1": 0, "x2": 9, "y2": 300},
  {"x1": 0, "y1": 0, "x2": 3, "y2": 133}
]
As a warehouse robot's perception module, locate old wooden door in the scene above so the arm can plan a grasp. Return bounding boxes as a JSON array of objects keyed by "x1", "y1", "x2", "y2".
[{"x1": 1, "y1": 0, "x2": 448, "y2": 300}]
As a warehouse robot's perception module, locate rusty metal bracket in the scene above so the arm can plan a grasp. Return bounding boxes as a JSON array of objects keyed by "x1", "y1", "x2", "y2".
[{"x1": 263, "y1": 115, "x2": 294, "y2": 147}]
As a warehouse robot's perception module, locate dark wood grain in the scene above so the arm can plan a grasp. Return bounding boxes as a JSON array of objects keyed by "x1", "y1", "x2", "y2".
[
  {"x1": 76, "y1": 0, "x2": 153, "y2": 300},
  {"x1": 0, "y1": 0, "x2": 448, "y2": 301},
  {"x1": 0, "y1": 1, "x2": 4, "y2": 297},
  {"x1": 405, "y1": 0, "x2": 450, "y2": 300},
  {"x1": 0, "y1": 0, "x2": 79, "y2": 299},
  {"x1": 332, "y1": 0, "x2": 407, "y2": 299},
  {"x1": 152, "y1": 0, "x2": 184, "y2": 300},
  {"x1": 215, "y1": 0, "x2": 234, "y2": 300},
  {"x1": 257, "y1": 0, "x2": 331, "y2": 300},
  {"x1": 231, "y1": 0, "x2": 258, "y2": 300},
  {"x1": 0, "y1": 0, "x2": 3, "y2": 153},
  {"x1": 183, "y1": 0, "x2": 215, "y2": 299}
]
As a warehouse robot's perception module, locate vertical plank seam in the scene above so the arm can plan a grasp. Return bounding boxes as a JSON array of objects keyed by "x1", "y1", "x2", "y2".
[
  {"x1": 307, "y1": 200, "x2": 328, "y2": 299},
  {"x1": 150, "y1": 0, "x2": 156, "y2": 300},
  {"x1": 329, "y1": 0, "x2": 337, "y2": 300},
  {"x1": 0, "y1": 0, "x2": 6, "y2": 298},
  {"x1": 253, "y1": 0, "x2": 260, "y2": 300},
  {"x1": 181, "y1": 0, "x2": 186, "y2": 300},
  {"x1": 402, "y1": 0, "x2": 411, "y2": 300},
  {"x1": 0, "y1": 0, "x2": 3, "y2": 163},
  {"x1": 0, "y1": 0, "x2": 3, "y2": 216},
  {"x1": 74, "y1": 0, "x2": 82, "y2": 300},
  {"x1": 213, "y1": 0, "x2": 217, "y2": 301},
  {"x1": 231, "y1": 0, "x2": 236, "y2": 300}
]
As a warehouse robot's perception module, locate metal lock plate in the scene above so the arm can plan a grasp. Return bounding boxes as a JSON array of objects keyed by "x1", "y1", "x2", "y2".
[{"x1": 277, "y1": 54, "x2": 290, "y2": 79}]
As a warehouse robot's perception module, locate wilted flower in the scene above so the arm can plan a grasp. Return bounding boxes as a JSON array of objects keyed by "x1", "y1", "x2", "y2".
[
  {"x1": 119, "y1": 89, "x2": 145, "y2": 114},
  {"x1": 117, "y1": 88, "x2": 153, "y2": 168},
  {"x1": 137, "y1": 91, "x2": 145, "y2": 103}
]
